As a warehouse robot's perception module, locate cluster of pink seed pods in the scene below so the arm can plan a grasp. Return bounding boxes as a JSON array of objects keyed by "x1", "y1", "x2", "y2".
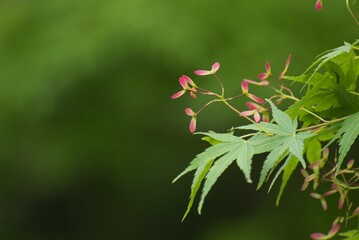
[{"x1": 171, "y1": 56, "x2": 292, "y2": 133}]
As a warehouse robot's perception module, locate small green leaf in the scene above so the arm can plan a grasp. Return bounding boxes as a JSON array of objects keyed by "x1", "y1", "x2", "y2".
[{"x1": 306, "y1": 138, "x2": 322, "y2": 163}]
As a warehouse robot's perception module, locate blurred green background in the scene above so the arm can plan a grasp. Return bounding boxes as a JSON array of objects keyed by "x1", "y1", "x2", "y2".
[{"x1": 0, "y1": 1, "x2": 358, "y2": 239}]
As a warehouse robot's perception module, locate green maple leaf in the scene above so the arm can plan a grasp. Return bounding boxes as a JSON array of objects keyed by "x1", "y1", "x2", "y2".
[
  {"x1": 174, "y1": 100, "x2": 314, "y2": 218},
  {"x1": 173, "y1": 131, "x2": 256, "y2": 218},
  {"x1": 255, "y1": 131, "x2": 310, "y2": 190},
  {"x1": 239, "y1": 100, "x2": 313, "y2": 190},
  {"x1": 284, "y1": 41, "x2": 359, "y2": 128},
  {"x1": 303, "y1": 41, "x2": 354, "y2": 85},
  {"x1": 327, "y1": 112, "x2": 359, "y2": 171}
]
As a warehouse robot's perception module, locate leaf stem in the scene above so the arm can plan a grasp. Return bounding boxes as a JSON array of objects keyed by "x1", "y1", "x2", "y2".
[
  {"x1": 239, "y1": 133, "x2": 257, "y2": 139},
  {"x1": 346, "y1": 0, "x2": 359, "y2": 25},
  {"x1": 347, "y1": 90, "x2": 359, "y2": 96},
  {"x1": 214, "y1": 74, "x2": 225, "y2": 97},
  {"x1": 297, "y1": 115, "x2": 351, "y2": 132},
  {"x1": 300, "y1": 107, "x2": 328, "y2": 123},
  {"x1": 197, "y1": 87, "x2": 219, "y2": 96},
  {"x1": 196, "y1": 99, "x2": 223, "y2": 115},
  {"x1": 225, "y1": 94, "x2": 244, "y2": 101},
  {"x1": 270, "y1": 87, "x2": 299, "y2": 101}
]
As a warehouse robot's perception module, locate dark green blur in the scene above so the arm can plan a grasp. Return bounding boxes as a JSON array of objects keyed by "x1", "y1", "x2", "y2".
[{"x1": 0, "y1": 1, "x2": 357, "y2": 239}]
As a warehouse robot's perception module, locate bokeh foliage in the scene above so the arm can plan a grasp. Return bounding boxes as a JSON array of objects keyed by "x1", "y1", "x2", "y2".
[{"x1": 0, "y1": 0, "x2": 357, "y2": 239}]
